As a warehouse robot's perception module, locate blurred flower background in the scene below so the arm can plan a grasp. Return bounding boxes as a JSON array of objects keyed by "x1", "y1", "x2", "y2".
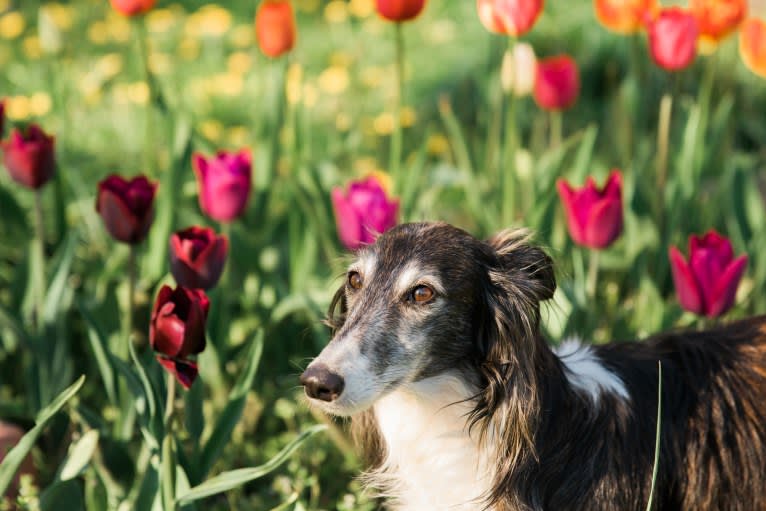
[{"x1": 1, "y1": 0, "x2": 766, "y2": 509}]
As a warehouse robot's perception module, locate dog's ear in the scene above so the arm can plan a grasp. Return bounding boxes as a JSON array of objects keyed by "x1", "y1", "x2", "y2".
[
  {"x1": 486, "y1": 229, "x2": 556, "y2": 302},
  {"x1": 324, "y1": 283, "x2": 347, "y2": 336}
]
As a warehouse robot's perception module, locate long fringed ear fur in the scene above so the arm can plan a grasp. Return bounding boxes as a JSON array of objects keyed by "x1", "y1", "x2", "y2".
[
  {"x1": 324, "y1": 284, "x2": 348, "y2": 336},
  {"x1": 470, "y1": 229, "x2": 557, "y2": 509}
]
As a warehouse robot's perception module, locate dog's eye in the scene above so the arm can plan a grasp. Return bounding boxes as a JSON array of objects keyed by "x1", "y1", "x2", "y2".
[
  {"x1": 410, "y1": 285, "x2": 434, "y2": 304},
  {"x1": 348, "y1": 271, "x2": 363, "y2": 290}
]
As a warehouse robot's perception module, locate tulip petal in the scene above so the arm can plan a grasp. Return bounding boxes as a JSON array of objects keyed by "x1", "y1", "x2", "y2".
[
  {"x1": 739, "y1": 18, "x2": 766, "y2": 79},
  {"x1": 584, "y1": 197, "x2": 623, "y2": 249},
  {"x1": 332, "y1": 187, "x2": 363, "y2": 250},
  {"x1": 707, "y1": 254, "x2": 748, "y2": 317},
  {"x1": 156, "y1": 356, "x2": 199, "y2": 390},
  {"x1": 669, "y1": 246, "x2": 704, "y2": 314}
]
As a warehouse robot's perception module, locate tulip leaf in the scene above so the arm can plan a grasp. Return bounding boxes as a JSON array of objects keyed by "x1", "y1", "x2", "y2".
[
  {"x1": 58, "y1": 429, "x2": 100, "y2": 481},
  {"x1": 40, "y1": 479, "x2": 85, "y2": 511},
  {"x1": 0, "y1": 375, "x2": 85, "y2": 497},
  {"x1": 569, "y1": 124, "x2": 598, "y2": 184},
  {"x1": 78, "y1": 302, "x2": 118, "y2": 407},
  {"x1": 177, "y1": 424, "x2": 326, "y2": 506},
  {"x1": 198, "y1": 330, "x2": 264, "y2": 478},
  {"x1": 161, "y1": 434, "x2": 177, "y2": 511},
  {"x1": 43, "y1": 232, "x2": 77, "y2": 325}
]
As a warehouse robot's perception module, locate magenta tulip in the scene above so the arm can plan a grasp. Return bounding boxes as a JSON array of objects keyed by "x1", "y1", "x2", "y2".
[
  {"x1": 96, "y1": 175, "x2": 158, "y2": 244},
  {"x1": 169, "y1": 226, "x2": 228, "y2": 290},
  {"x1": 331, "y1": 176, "x2": 399, "y2": 251},
  {"x1": 669, "y1": 230, "x2": 748, "y2": 318},
  {"x1": 534, "y1": 55, "x2": 580, "y2": 111},
  {"x1": 647, "y1": 7, "x2": 699, "y2": 71},
  {"x1": 556, "y1": 170, "x2": 623, "y2": 249},
  {"x1": 150, "y1": 285, "x2": 210, "y2": 389},
  {"x1": 192, "y1": 149, "x2": 252, "y2": 222},
  {"x1": 1, "y1": 124, "x2": 55, "y2": 190}
]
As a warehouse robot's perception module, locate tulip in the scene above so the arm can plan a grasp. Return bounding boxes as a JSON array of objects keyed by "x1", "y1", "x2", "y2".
[
  {"x1": 739, "y1": 18, "x2": 766, "y2": 79},
  {"x1": 690, "y1": 0, "x2": 747, "y2": 53},
  {"x1": 1, "y1": 124, "x2": 55, "y2": 190},
  {"x1": 376, "y1": 0, "x2": 426, "y2": 22},
  {"x1": 331, "y1": 175, "x2": 399, "y2": 251},
  {"x1": 647, "y1": 7, "x2": 699, "y2": 71},
  {"x1": 96, "y1": 174, "x2": 158, "y2": 244},
  {"x1": 110, "y1": 0, "x2": 155, "y2": 16},
  {"x1": 0, "y1": 98, "x2": 5, "y2": 136},
  {"x1": 669, "y1": 230, "x2": 748, "y2": 318},
  {"x1": 533, "y1": 55, "x2": 580, "y2": 111},
  {"x1": 500, "y1": 42, "x2": 537, "y2": 97},
  {"x1": 477, "y1": 0, "x2": 544, "y2": 36},
  {"x1": 556, "y1": 170, "x2": 623, "y2": 249},
  {"x1": 0, "y1": 421, "x2": 35, "y2": 499},
  {"x1": 150, "y1": 285, "x2": 210, "y2": 389},
  {"x1": 169, "y1": 226, "x2": 228, "y2": 290},
  {"x1": 594, "y1": 0, "x2": 658, "y2": 34},
  {"x1": 192, "y1": 149, "x2": 252, "y2": 223},
  {"x1": 255, "y1": 0, "x2": 296, "y2": 58}
]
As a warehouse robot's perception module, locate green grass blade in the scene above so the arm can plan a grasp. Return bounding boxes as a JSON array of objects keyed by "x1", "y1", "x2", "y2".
[{"x1": 646, "y1": 361, "x2": 662, "y2": 511}]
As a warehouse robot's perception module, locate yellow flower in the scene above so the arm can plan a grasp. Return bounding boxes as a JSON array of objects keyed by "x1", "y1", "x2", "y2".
[
  {"x1": 426, "y1": 133, "x2": 450, "y2": 156},
  {"x1": 228, "y1": 24, "x2": 253, "y2": 48},
  {"x1": 373, "y1": 112, "x2": 395, "y2": 135},
  {"x1": 285, "y1": 63, "x2": 303, "y2": 105},
  {"x1": 22, "y1": 36, "x2": 42, "y2": 59},
  {"x1": 302, "y1": 83, "x2": 318, "y2": 107},
  {"x1": 0, "y1": 11, "x2": 26, "y2": 40},
  {"x1": 324, "y1": 1, "x2": 348, "y2": 24},
  {"x1": 335, "y1": 112, "x2": 351, "y2": 132},
  {"x1": 148, "y1": 52, "x2": 172, "y2": 75},
  {"x1": 318, "y1": 66, "x2": 349, "y2": 95},
  {"x1": 199, "y1": 120, "x2": 224, "y2": 142},
  {"x1": 145, "y1": 8, "x2": 178, "y2": 34},
  {"x1": 87, "y1": 21, "x2": 109, "y2": 45},
  {"x1": 227, "y1": 51, "x2": 253, "y2": 75},
  {"x1": 295, "y1": 0, "x2": 320, "y2": 14},
  {"x1": 105, "y1": 12, "x2": 132, "y2": 43},
  {"x1": 349, "y1": 0, "x2": 375, "y2": 18},
  {"x1": 44, "y1": 3, "x2": 75, "y2": 30},
  {"x1": 210, "y1": 73, "x2": 244, "y2": 97},
  {"x1": 29, "y1": 92, "x2": 52, "y2": 117},
  {"x1": 5, "y1": 96, "x2": 31, "y2": 120},
  {"x1": 185, "y1": 4, "x2": 232, "y2": 38},
  {"x1": 400, "y1": 106, "x2": 417, "y2": 127},
  {"x1": 178, "y1": 37, "x2": 200, "y2": 60}
]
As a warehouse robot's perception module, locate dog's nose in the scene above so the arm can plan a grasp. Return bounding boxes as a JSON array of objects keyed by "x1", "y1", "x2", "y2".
[{"x1": 300, "y1": 364, "x2": 345, "y2": 402}]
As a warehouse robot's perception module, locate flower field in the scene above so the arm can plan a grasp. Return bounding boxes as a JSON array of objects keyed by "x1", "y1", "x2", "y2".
[{"x1": 1, "y1": 0, "x2": 766, "y2": 509}]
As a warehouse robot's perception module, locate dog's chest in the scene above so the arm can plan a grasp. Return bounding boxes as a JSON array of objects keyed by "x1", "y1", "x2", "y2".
[{"x1": 370, "y1": 376, "x2": 493, "y2": 511}]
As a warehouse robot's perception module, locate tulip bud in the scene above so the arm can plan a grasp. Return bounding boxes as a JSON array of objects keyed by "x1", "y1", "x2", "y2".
[
  {"x1": 169, "y1": 226, "x2": 229, "y2": 290},
  {"x1": 500, "y1": 43, "x2": 537, "y2": 97},
  {"x1": 192, "y1": 149, "x2": 252, "y2": 223},
  {"x1": 150, "y1": 285, "x2": 210, "y2": 389},
  {"x1": 647, "y1": 7, "x2": 699, "y2": 71},
  {"x1": 739, "y1": 17, "x2": 766, "y2": 79},
  {"x1": 110, "y1": 0, "x2": 156, "y2": 17},
  {"x1": 1, "y1": 124, "x2": 56, "y2": 190},
  {"x1": 556, "y1": 170, "x2": 623, "y2": 250},
  {"x1": 331, "y1": 175, "x2": 399, "y2": 251},
  {"x1": 669, "y1": 230, "x2": 748, "y2": 318},
  {"x1": 594, "y1": 0, "x2": 658, "y2": 34},
  {"x1": 533, "y1": 55, "x2": 580, "y2": 111},
  {"x1": 96, "y1": 174, "x2": 158, "y2": 244},
  {"x1": 255, "y1": 0, "x2": 297, "y2": 58},
  {"x1": 690, "y1": 0, "x2": 747, "y2": 54},
  {"x1": 376, "y1": 0, "x2": 426, "y2": 22},
  {"x1": 477, "y1": 0, "x2": 544, "y2": 37}
]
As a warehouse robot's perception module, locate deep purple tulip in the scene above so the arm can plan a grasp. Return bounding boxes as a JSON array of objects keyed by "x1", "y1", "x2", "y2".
[
  {"x1": 1, "y1": 124, "x2": 55, "y2": 190},
  {"x1": 0, "y1": 99, "x2": 5, "y2": 136},
  {"x1": 331, "y1": 175, "x2": 399, "y2": 251},
  {"x1": 192, "y1": 149, "x2": 252, "y2": 222},
  {"x1": 150, "y1": 285, "x2": 210, "y2": 389},
  {"x1": 96, "y1": 175, "x2": 158, "y2": 244},
  {"x1": 669, "y1": 230, "x2": 748, "y2": 318},
  {"x1": 169, "y1": 226, "x2": 228, "y2": 290},
  {"x1": 556, "y1": 170, "x2": 623, "y2": 249}
]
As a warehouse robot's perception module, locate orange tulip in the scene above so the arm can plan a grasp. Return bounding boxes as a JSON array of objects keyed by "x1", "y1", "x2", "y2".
[
  {"x1": 690, "y1": 0, "x2": 747, "y2": 53},
  {"x1": 594, "y1": 0, "x2": 657, "y2": 34},
  {"x1": 739, "y1": 18, "x2": 766, "y2": 78},
  {"x1": 109, "y1": 0, "x2": 155, "y2": 16},
  {"x1": 477, "y1": 0, "x2": 544, "y2": 37},
  {"x1": 647, "y1": 7, "x2": 699, "y2": 71},
  {"x1": 255, "y1": 0, "x2": 296, "y2": 58}
]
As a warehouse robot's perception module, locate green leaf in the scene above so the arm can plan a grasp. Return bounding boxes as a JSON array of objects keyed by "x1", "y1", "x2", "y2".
[
  {"x1": 646, "y1": 361, "x2": 662, "y2": 511},
  {"x1": 43, "y1": 233, "x2": 77, "y2": 324},
  {"x1": 78, "y1": 302, "x2": 118, "y2": 407},
  {"x1": 40, "y1": 479, "x2": 85, "y2": 511},
  {"x1": 0, "y1": 375, "x2": 85, "y2": 496},
  {"x1": 58, "y1": 429, "x2": 100, "y2": 481},
  {"x1": 162, "y1": 435, "x2": 177, "y2": 511},
  {"x1": 177, "y1": 425, "x2": 326, "y2": 506}
]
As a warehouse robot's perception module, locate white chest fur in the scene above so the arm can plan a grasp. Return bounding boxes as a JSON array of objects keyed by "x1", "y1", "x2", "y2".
[{"x1": 369, "y1": 375, "x2": 493, "y2": 511}]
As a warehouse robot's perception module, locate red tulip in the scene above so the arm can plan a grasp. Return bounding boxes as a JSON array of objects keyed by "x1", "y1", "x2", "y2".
[
  {"x1": 534, "y1": 55, "x2": 580, "y2": 111},
  {"x1": 331, "y1": 175, "x2": 399, "y2": 251},
  {"x1": 594, "y1": 0, "x2": 658, "y2": 34},
  {"x1": 110, "y1": 0, "x2": 155, "y2": 16},
  {"x1": 150, "y1": 285, "x2": 210, "y2": 389},
  {"x1": 690, "y1": 0, "x2": 747, "y2": 52},
  {"x1": 192, "y1": 149, "x2": 252, "y2": 223},
  {"x1": 96, "y1": 174, "x2": 158, "y2": 244},
  {"x1": 1, "y1": 125, "x2": 55, "y2": 190},
  {"x1": 556, "y1": 170, "x2": 623, "y2": 249},
  {"x1": 169, "y1": 226, "x2": 228, "y2": 290},
  {"x1": 0, "y1": 99, "x2": 5, "y2": 136},
  {"x1": 477, "y1": 0, "x2": 544, "y2": 36},
  {"x1": 376, "y1": 0, "x2": 426, "y2": 22},
  {"x1": 255, "y1": 0, "x2": 296, "y2": 58},
  {"x1": 739, "y1": 18, "x2": 766, "y2": 79},
  {"x1": 647, "y1": 7, "x2": 699, "y2": 71},
  {"x1": 669, "y1": 230, "x2": 748, "y2": 318}
]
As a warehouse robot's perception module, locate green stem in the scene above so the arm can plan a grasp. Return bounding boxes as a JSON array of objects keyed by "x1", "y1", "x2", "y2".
[
  {"x1": 390, "y1": 22, "x2": 405, "y2": 179},
  {"x1": 127, "y1": 244, "x2": 136, "y2": 351},
  {"x1": 656, "y1": 93, "x2": 673, "y2": 226},
  {"x1": 549, "y1": 110, "x2": 562, "y2": 148},
  {"x1": 164, "y1": 374, "x2": 176, "y2": 429},
  {"x1": 33, "y1": 190, "x2": 46, "y2": 333},
  {"x1": 135, "y1": 18, "x2": 154, "y2": 175},
  {"x1": 502, "y1": 93, "x2": 517, "y2": 227},
  {"x1": 587, "y1": 249, "x2": 600, "y2": 300}
]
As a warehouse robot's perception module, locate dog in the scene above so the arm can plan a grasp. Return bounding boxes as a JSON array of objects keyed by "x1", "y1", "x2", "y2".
[{"x1": 300, "y1": 222, "x2": 766, "y2": 510}]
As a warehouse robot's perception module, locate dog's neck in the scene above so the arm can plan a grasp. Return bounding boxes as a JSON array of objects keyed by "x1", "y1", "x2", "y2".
[{"x1": 365, "y1": 373, "x2": 494, "y2": 511}]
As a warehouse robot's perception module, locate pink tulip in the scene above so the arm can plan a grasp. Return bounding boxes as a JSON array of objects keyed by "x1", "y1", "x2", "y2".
[
  {"x1": 647, "y1": 7, "x2": 699, "y2": 71},
  {"x1": 192, "y1": 149, "x2": 252, "y2": 222},
  {"x1": 669, "y1": 230, "x2": 748, "y2": 318},
  {"x1": 477, "y1": 0, "x2": 544, "y2": 37},
  {"x1": 533, "y1": 55, "x2": 580, "y2": 111},
  {"x1": 331, "y1": 176, "x2": 399, "y2": 251},
  {"x1": 1, "y1": 124, "x2": 55, "y2": 190},
  {"x1": 556, "y1": 170, "x2": 623, "y2": 249}
]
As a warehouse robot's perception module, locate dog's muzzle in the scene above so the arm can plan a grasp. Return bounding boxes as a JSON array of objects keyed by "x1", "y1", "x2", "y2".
[{"x1": 300, "y1": 363, "x2": 345, "y2": 402}]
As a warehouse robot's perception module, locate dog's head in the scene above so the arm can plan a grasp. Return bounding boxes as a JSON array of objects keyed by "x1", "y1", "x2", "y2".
[{"x1": 300, "y1": 222, "x2": 556, "y2": 417}]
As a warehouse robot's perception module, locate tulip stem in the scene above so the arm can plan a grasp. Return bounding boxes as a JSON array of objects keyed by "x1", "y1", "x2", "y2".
[
  {"x1": 33, "y1": 190, "x2": 46, "y2": 333},
  {"x1": 135, "y1": 18, "x2": 155, "y2": 175},
  {"x1": 164, "y1": 374, "x2": 176, "y2": 429},
  {"x1": 587, "y1": 250, "x2": 600, "y2": 299},
  {"x1": 656, "y1": 93, "x2": 673, "y2": 223},
  {"x1": 502, "y1": 91, "x2": 517, "y2": 227},
  {"x1": 390, "y1": 22, "x2": 405, "y2": 180},
  {"x1": 549, "y1": 110, "x2": 562, "y2": 148},
  {"x1": 127, "y1": 244, "x2": 136, "y2": 349}
]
